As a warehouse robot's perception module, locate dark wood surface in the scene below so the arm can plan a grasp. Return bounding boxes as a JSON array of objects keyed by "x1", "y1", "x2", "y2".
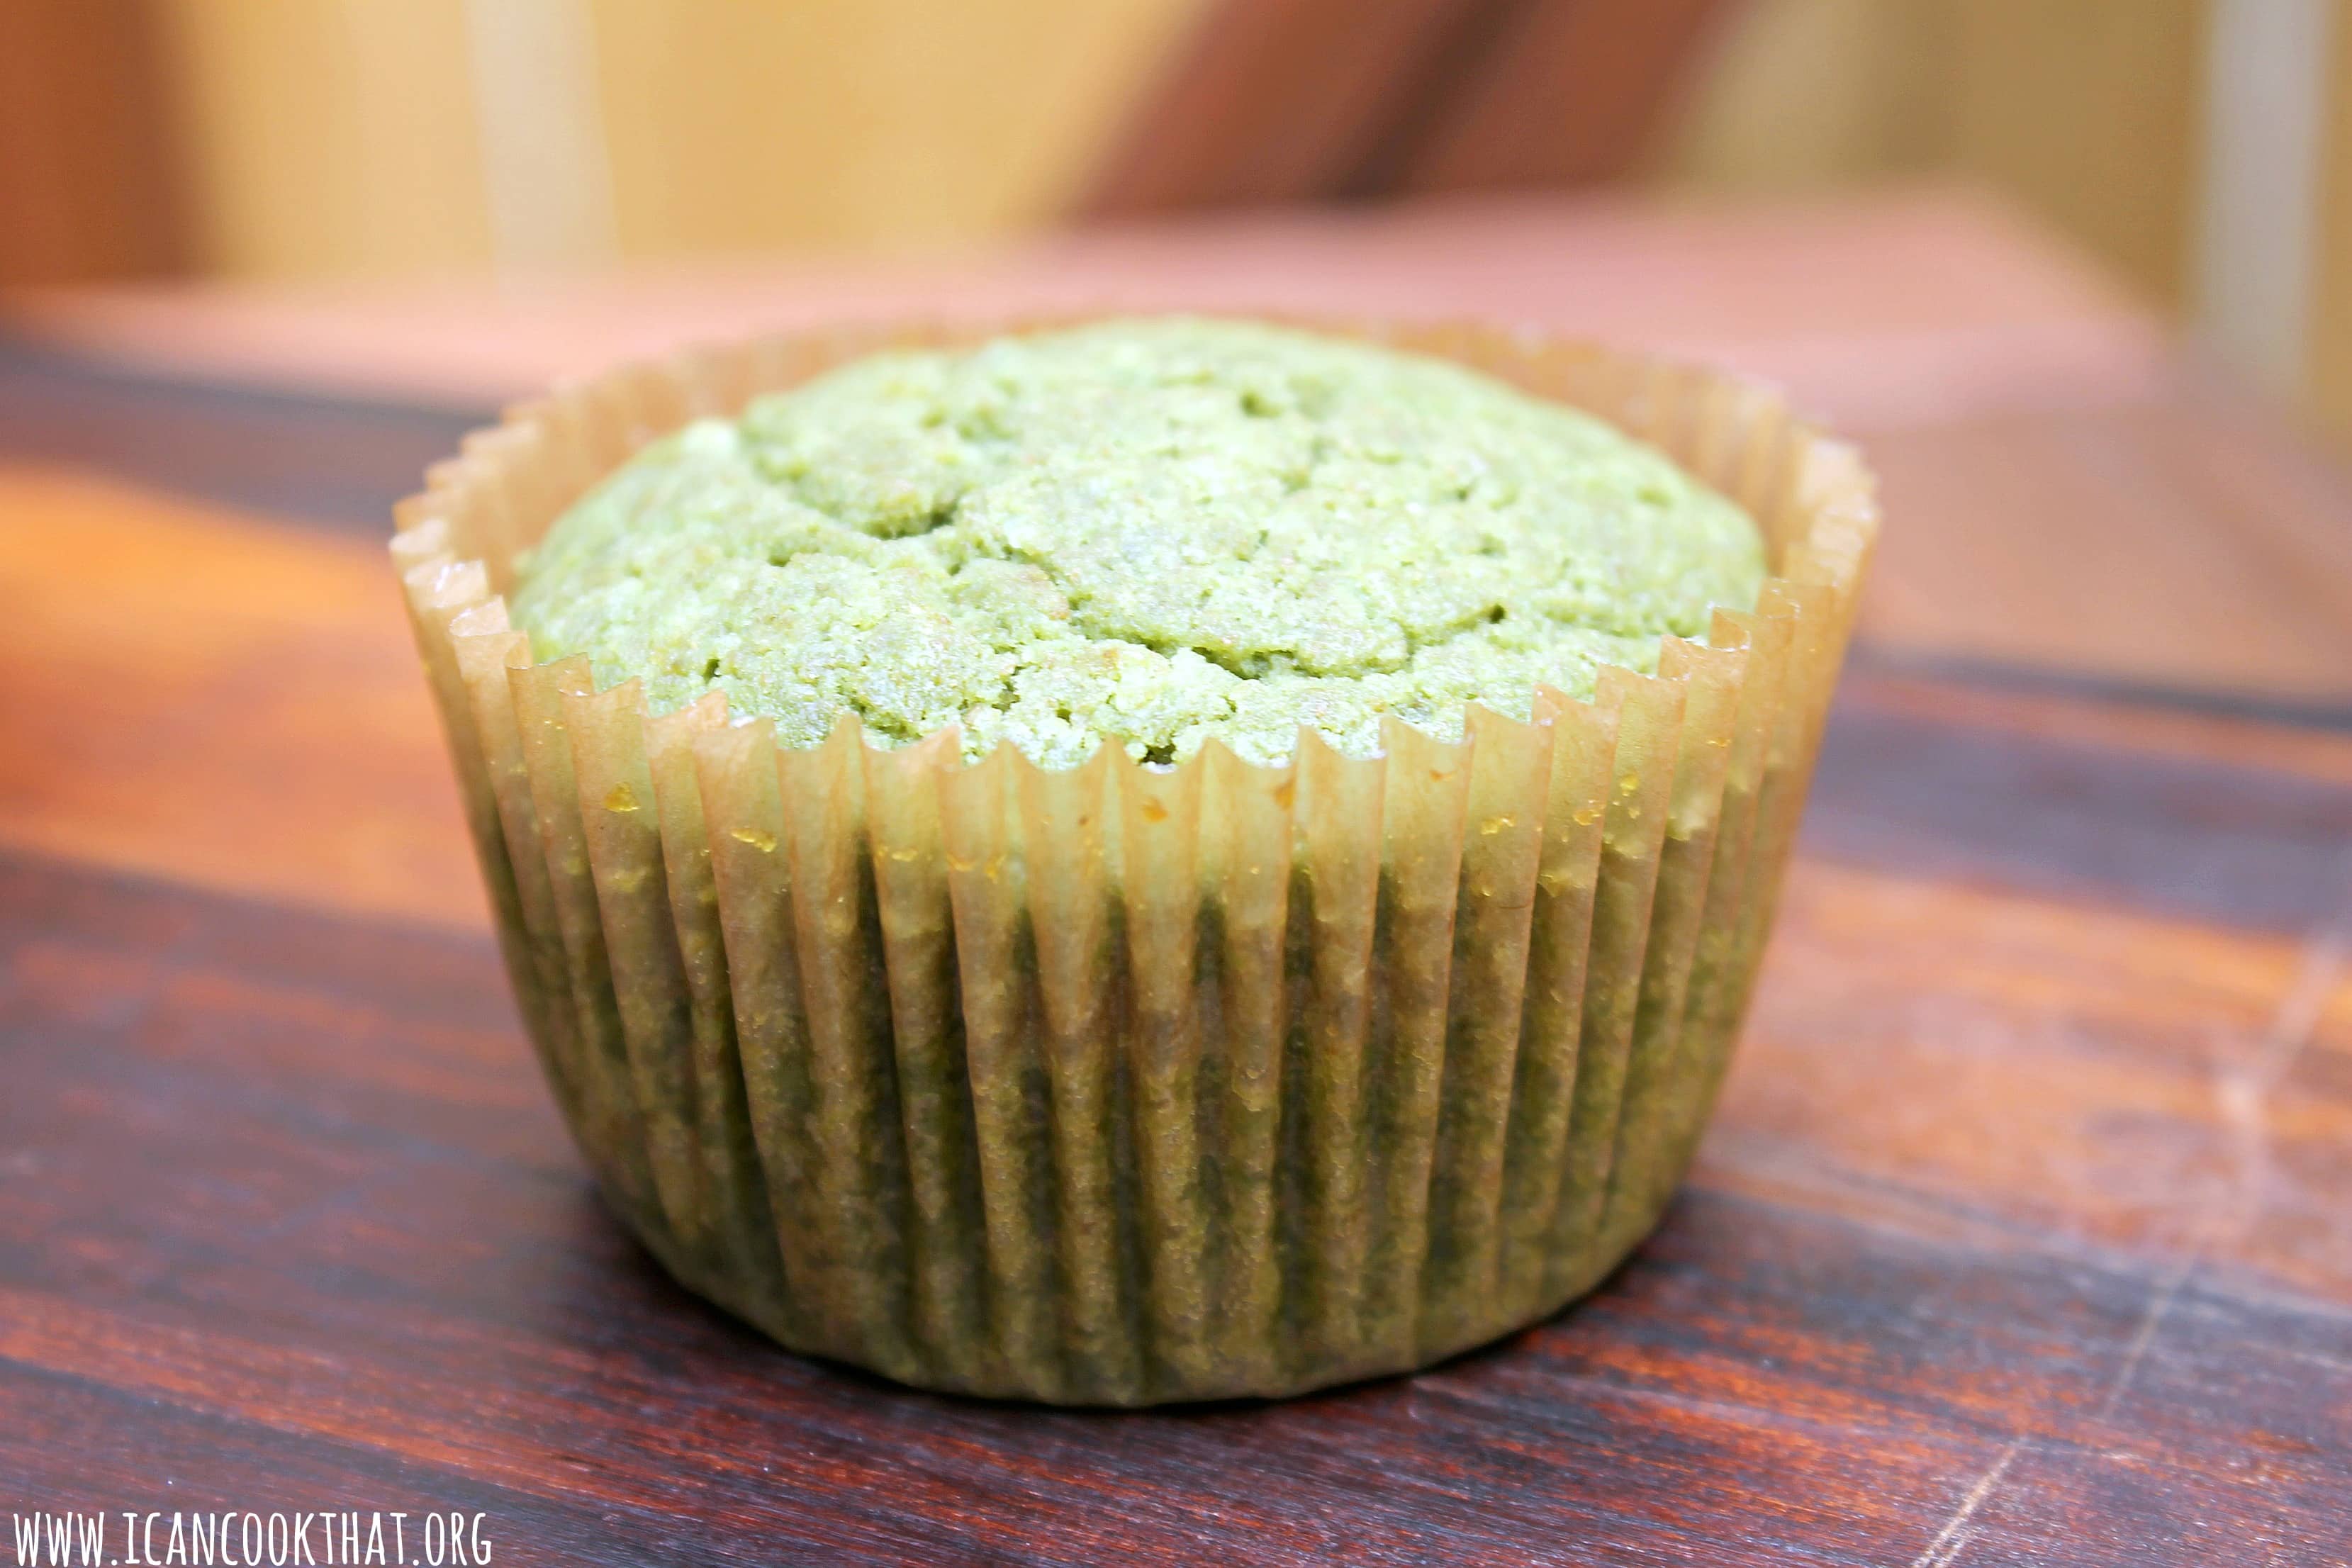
[{"x1": 4, "y1": 197, "x2": 2351, "y2": 1565}]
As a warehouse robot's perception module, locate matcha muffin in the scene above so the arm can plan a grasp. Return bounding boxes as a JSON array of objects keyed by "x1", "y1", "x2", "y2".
[
  {"x1": 393, "y1": 315, "x2": 1876, "y2": 1404},
  {"x1": 510, "y1": 319, "x2": 1766, "y2": 768}
]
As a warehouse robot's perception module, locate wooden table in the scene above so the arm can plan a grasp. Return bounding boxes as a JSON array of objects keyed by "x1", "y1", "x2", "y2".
[{"x1": 3, "y1": 191, "x2": 2349, "y2": 1566}]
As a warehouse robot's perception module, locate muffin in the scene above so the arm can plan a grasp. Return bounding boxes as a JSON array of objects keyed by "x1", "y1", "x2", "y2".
[{"x1": 393, "y1": 315, "x2": 1876, "y2": 1404}]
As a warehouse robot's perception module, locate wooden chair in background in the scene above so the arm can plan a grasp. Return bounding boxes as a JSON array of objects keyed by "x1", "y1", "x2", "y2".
[{"x1": 1079, "y1": 0, "x2": 1736, "y2": 216}]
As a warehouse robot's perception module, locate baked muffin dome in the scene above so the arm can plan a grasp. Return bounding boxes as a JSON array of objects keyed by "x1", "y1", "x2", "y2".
[{"x1": 513, "y1": 317, "x2": 1766, "y2": 767}]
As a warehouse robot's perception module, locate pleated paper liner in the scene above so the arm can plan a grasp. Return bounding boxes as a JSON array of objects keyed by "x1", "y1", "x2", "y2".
[{"x1": 391, "y1": 316, "x2": 1878, "y2": 1404}]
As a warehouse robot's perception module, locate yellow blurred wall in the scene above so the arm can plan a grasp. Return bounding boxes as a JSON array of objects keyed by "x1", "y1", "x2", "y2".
[
  {"x1": 131, "y1": 0, "x2": 2352, "y2": 449},
  {"x1": 2311, "y1": 4, "x2": 2352, "y2": 436},
  {"x1": 157, "y1": 0, "x2": 1204, "y2": 281},
  {"x1": 1659, "y1": 0, "x2": 2210, "y2": 310},
  {"x1": 585, "y1": 0, "x2": 1202, "y2": 258},
  {"x1": 140, "y1": 0, "x2": 2240, "y2": 312},
  {"x1": 158, "y1": 0, "x2": 494, "y2": 279},
  {"x1": 1669, "y1": 0, "x2": 2352, "y2": 444}
]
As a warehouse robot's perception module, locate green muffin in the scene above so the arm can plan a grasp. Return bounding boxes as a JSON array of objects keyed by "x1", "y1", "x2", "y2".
[
  {"x1": 512, "y1": 318, "x2": 1765, "y2": 766},
  {"x1": 398, "y1": 314, "x2": 1874, "y2": 1404}
]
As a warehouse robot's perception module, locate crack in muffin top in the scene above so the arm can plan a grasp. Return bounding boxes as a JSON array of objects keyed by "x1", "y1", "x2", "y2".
[{"x1": 510, "y1": 318, "x2": 1768, "y2": 768}]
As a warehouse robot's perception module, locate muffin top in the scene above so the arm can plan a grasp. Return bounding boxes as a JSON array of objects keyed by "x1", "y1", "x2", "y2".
[{"x1": 511, "y1": 318, "x2": 1766, "y2": 768}]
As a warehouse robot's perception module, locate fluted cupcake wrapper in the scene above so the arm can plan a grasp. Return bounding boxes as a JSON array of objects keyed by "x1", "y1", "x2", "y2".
[{"x1": 391, "y1": 317, "x2": 1878, "y2": 1404}]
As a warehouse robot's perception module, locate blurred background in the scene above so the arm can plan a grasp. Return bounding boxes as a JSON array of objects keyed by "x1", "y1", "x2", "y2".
[{"x1": 4, "y1": 0, "x2": 2349, "y2": 437}]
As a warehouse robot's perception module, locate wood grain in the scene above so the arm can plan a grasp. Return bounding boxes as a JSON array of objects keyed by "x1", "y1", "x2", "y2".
[
  {"x1": 0, "y1": 335, "x2": 483, "y2": 530},
  {"x1": 1, "y1": 702, "x2": 2346, "y2": 1563},
  {"x1": 4, "y1": 200, "x2": 2351, "y2": 1561},
  {"x1": 1, "y1": 517, "x2": 2348, "y2": 1560},
  {"x1": 1860, "y1": 382, "x2": 2352, "y2": 698},
  {"x1": 0, "y1": 469, "x2": 480, "y2": 929}
]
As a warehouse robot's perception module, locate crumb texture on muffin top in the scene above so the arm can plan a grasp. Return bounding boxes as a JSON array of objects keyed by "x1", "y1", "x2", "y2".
[{"x1": 510, "y1": 318, "x2": 1766, "y2": 767}]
